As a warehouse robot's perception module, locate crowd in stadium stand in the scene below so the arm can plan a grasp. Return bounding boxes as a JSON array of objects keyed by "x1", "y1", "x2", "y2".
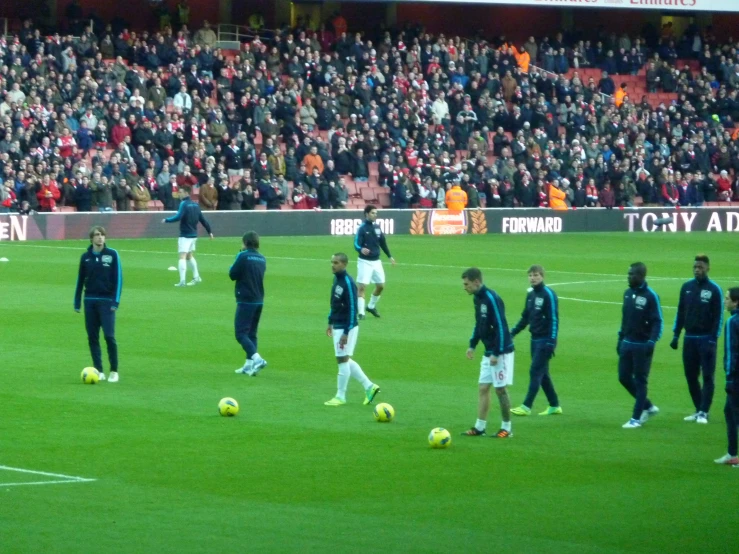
[{"x1": 1, "y1": 14, "x2": 739, "y2": 214}]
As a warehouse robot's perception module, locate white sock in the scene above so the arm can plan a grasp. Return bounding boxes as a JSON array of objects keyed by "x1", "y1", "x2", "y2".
[
  {"x1": 475, "y1": 419, "x2": 487, "y2": 431},
  {"x1": 251, "y1": 353, "x2": 263, "y2": 362},
  {"x1": 358, "y1": 297, "x2": 366, "y2": 315},
  {"x1": 188, "y1": 257, "x2": 200, "y2": 279},
  {"x1": 241, "y1": 359, "x2": 253, "y2": 370},
  {"x1": 348, "y1": 360, "x2": 372, "y2": 389},
  {"x1": 336, "y1": 362, "x2": 350, "y2": 401},
  {"x1": 178, "y1": 259, "x2": 186, "y2": 282},
  {"x1": 368, "y1": 294, "x2": 381, "y2": 309},
  {"x1": 501, "y1": 420, "x2": 511, "y2": 432}
]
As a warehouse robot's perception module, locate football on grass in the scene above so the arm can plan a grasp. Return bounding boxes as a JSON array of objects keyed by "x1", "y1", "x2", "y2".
[
  {"x1": 218, "y1": 397, "x2": 239, "y2": 417},
  {"x1": 373, "y1": 403, "x2": 395, "y2": 422},
  {"x1": 428, "y1": 427, "x2": 451, "y2": 448},
  {"x1": 81, "y1": 367, "x2": 100, "y2": 384}
]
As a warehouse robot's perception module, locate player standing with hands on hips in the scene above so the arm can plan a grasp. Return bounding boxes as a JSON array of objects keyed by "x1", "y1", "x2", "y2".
[
  {"x1": 618, "y1": 262, "x2": 663, "y2": 429},
  {"x1": 231, "y1": 231, "x2": 268, "y2": 376},
  {"x1": 671, "y1": 255, "x2": 723, "y2": 424},
  {"x1": 715, "y1": 287, "x2": 739, "y2": 466},
  {"x1": 74, "y1": 226, "x2": 122, "y2": 382},
  {"x1": 324, "y1": 253, "x2": 381, "y2": 406},
  {"x1": 462, "y1": 268, "x2": 515, "y2": 438},
  {"x1": 162, "y1": 187, "x2": 213, "y2": 287},
  {"x1": 354, "y1": 205, "x2": 395, "y2": 319},
  {"x1": 510, "y1": 265, "x2": 563, "y2": 416}
]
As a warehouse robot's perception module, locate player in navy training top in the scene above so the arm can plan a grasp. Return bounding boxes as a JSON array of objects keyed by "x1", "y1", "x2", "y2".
[
  {"x1": 231, "y1": 231, "x2": 268, "y2": 376},
  {"x1": 510, "y1": 265, "x2": 563, "y2": 416},
  {"x1": 670, "y1": 255, "x2": 723, "y2": 424},
  {"x1": 714, "y1": 287, "x2": 739, "y2": 466},
  {"x1": 73, "y1": 226, "x2": 122, "y2": 382},
  {"x1": 324, "y1": 253, "x2": 380, "y2": 406},
  {"x1": 462, "y1": 267, "x2": 515, "y2": 439},
  {"x1": 162, "y1": 188, "x2": 214, "y2": 287},
  {"x1": 618, "y1": 262, "x2": 663, "y2": 429},
  {"x1": 353, "y1": 205, "x2": 395, "y2": 319}
]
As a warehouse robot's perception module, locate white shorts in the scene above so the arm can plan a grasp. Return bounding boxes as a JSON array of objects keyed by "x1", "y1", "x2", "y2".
[
  {"x1": 479, "y1": 352, "x2": 514, "y2": 387},
  {"x1": 333, "y1": 326, "x2": 359, "y2": 356},
  {"x1": 357, "y1": 259, "x2": 385, "y2": 285},
  {"x1": 178, "y1": 237, "x2": 197, "y2": 253}
]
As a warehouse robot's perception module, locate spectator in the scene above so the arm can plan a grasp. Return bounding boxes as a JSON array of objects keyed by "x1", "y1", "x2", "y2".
[{"x1": 599, "y1": 182, "x2": 616, "y2": 209}]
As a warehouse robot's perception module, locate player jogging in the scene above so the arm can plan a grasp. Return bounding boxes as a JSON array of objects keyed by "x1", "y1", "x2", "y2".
[
  {"x1": 618, "y1": 262, "x2": 662, "y2": 429},
  {"x1": 162, "y1": 187, "x2": 213, "y2": 287},
  {"x1": 324, "y1": 253, "x2": 381, "y2": 406},
  {"x1": 354, "y1": 205, "x2": 395, "y2": 319},
  {"x1": 74, "y1": 226, "x2": 122, "y2": 382},
  {"x1": 231, "y1": 231, "x2": 268, "y2": 376},
  {"x1": 510, "y1": 265, "x2": 563, "y2": 416},
  {"x1": 671, "y1": 254, "x2": 723, "y2": 424},
  {"x1": 462, "y1": 267, "x2": 515, "y2": 438},
  {"x1": 714, "y1": 287, "x2": 739, "y2": 466}
]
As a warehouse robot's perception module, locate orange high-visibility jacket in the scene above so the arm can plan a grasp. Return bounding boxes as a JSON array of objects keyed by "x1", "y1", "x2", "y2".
[
  {"x1": 549, "y1": 185, "x2": 567, "y2": 210},
  {"x1": 615, "y1": 88, "x2": 626, "y2": 107},
  {"x1": 445, "y1": 186, "x2": 468, "y2": 211}
]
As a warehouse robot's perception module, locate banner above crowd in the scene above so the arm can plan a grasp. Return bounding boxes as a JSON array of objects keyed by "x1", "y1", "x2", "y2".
[{"x1": 381, "y1": 0, "x2": 739, "y2": 13}]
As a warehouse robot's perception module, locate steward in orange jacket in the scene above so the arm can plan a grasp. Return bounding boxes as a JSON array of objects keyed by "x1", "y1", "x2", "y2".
[
  {"x1": 445, "y1": 183, "x2": 468, "y2": 211},
  {"x1": 549, "y1": 182, "x2": 567, "y2": 210}
]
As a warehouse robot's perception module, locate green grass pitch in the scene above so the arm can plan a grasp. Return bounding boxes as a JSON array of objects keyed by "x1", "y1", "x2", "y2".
[{"x1": 1, "y1": 232, "x2": 738, "y2": 553}]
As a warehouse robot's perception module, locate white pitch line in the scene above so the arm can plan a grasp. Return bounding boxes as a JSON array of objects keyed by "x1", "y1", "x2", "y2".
[
  {"x1": 0, "y1": 464, "x2": 96, "y2": 482},
  {"x1": 548, "y1": 279, "x2": 627, "y2": 287},
  {"x1": 558, "y1": 296, "x2": 677, "y2": 309},
  {"x1": 0, "y1": 479, "x2": 96, "y2": 487},
  {"x1": 5, "y1": 243, "x2": 692, "y2": 280}
]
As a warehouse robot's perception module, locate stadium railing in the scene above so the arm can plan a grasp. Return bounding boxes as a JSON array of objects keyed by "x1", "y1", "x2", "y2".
[
  {"x1": 527, "y1": 64, "x2": 613, "y2": 105},
  {"x1": 216, "y1": 23, "x2": 278, "y2": 50}
]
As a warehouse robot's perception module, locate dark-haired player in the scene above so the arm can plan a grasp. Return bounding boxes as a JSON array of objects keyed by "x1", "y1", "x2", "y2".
[
  {"x1": 353, "y1": 205, "x2": 395, "y2": 319},
  {"x1": 74, "y1": 226, "x2": 122, "y2": 382},
  {"x1": 715, "y1": 287, "x2": 739, "y2": 466},
  {"x1": 324, "y1": 252, "x2": 381, "y2": 406},
  {"x1": 671, "y1": 254, "x2": 723, "y2": 424},
  {"x1": 618, "y1": 262, "x2": 663, "y2": 429},
  {"x1": 461, "y1": 267, "x2": 515, "y2": 438},
  {"x1": 231, "y1": 231, "x2": 268, "y2": 376},
  {"x1": 162, "y1": 187, "x2": 214, "y2": 287}
]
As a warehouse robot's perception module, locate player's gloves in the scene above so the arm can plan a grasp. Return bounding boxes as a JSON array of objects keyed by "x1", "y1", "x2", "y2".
[
  {"x1": 669, "y1": 336, "x2": 679, "y2": 350},
  {"x1": 544, "y1": 342, "x2": 556, "y2": 359},
  {"x1": 646, "y1": 340, "x2": 655, "y2": 356}
]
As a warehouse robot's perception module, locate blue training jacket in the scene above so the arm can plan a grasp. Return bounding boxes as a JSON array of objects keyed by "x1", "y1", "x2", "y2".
[
  {"x1": 164, "y1": 198, "x2": 213, "y2": 238},
  {"x1": 619, "y1": 281, "x2": 663, "y2": 344},
  {"x1": 510, "y1": 282, "x2": 559, "y2": 343},
  {"x1": 724, "y1": 309, "x2": 739, "y2": 386},
  {"x1": 470, "y1": 285, "x2": 514, "y2": 356},
  {"x1": 328, "y1": 270, "x2": 358, "y2": 335},
  {"x1": 229, "y1": 248, "x2": 266, "y2": 304},
  {"x1": 74, "y1": 245, "x2": 122, "y2": 309},
  {"x1": 673, "y1": 278, "x2": 723, "y2": 341}
]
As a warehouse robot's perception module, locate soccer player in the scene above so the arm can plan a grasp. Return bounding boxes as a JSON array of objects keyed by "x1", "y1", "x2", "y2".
[
  {"x1": 162, "y1": 187, "x2": 214, "y2": 287},
  {"x1": 618, "y1": 262, "x2": 663, "y2": 429},
  {"x1": 461, "y1": 267, "x2": 515, "y2": 438},
  {"x1": 324, "y1": 252, "x2": 381, "y2": 406},
  {"x1": 715, "y1": 287, "x2": 739, "y2": 466},
  {"x1": 73, "y1": 226, "x2": 122, "y2": 382},
  {"x1": 230, "y1": 231, "x2": 268, "y2": 376},
  {"x1": 354, "y1": 205, "x2": 395, "y2": 319},
  {"x1": 671, "y1": 255, "x2": 723, "y2": 424},
  {"x1": 510, "y1": 265, "x2": 562, "y2": 416}
]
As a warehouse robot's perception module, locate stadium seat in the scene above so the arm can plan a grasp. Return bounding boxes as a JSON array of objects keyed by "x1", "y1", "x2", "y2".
[
  {"x1": 360, "y1": 187, "x2": 379, "y2": 203},
  {"x1": 148, "y1": 200, "x2": 164, "y2": 211}
]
